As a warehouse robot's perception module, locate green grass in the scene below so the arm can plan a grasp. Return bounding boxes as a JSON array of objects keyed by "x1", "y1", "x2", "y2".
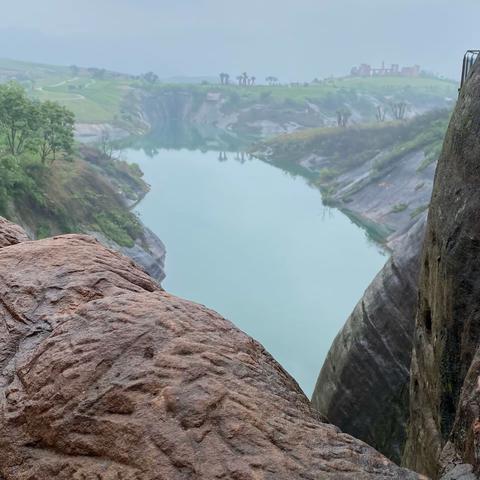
[
  {"x1": 34, "y1": 78, "x2": 130, "y2": 123},
  {"x1": 177, "y1": 76, "x2": 457, "y2": 103}
]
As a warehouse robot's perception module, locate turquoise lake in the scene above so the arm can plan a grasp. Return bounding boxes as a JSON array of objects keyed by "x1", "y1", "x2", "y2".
[{"x1": 130, "y1": 148, "x2": 386, "y2": 397}]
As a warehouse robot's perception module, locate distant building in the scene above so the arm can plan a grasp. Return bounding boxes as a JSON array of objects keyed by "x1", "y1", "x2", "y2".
[
  {"x1": 350, "y1": 62, "x2": 421, "y2": 78},
  {"x1": 400, "y1": 65, "x2": 421, "y2": 77},
  {"x1": 351, "y1": 64, "x2": 372, "y2": 77}
]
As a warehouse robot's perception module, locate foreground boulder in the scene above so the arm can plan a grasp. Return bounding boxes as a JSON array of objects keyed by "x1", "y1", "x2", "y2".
[
  {"x1": 312, "y1": 215, "x2": 426, "y2": 463},
  {"x1": 0, "y1": 228, "x2": 419, "y2": 478},
  {"x1": 403, "y1": 61, "x2": 480, "y2": 478}
]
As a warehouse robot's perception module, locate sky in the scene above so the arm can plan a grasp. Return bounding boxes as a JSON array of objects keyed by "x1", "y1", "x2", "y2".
[{"x1": 0, "y1": 0, "x2": 478, "y2": 81}]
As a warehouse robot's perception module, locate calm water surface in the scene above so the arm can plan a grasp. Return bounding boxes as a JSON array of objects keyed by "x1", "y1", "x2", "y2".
[{"x1": 131, "y1": 148, "x2": 386, "y2": 396}]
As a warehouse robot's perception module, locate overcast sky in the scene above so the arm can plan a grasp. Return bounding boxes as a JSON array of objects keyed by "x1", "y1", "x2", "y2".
[{"x1": 0, "y1": 0, "x2": 478, "y2": 80}]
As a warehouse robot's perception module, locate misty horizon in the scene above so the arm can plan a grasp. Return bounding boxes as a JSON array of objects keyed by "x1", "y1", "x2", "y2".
[{"x1": 0, "y1": 0, "x2": 478, "y2": 81}]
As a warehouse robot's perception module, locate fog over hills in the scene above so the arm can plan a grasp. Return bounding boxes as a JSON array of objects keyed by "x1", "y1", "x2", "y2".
[{"x1": 0, "y1": 0, "x2": 478, "y2": 80}]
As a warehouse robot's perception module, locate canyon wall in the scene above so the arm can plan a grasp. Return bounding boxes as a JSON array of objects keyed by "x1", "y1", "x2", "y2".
[
  {"x1": 312, "y1": 215, "x2": 425, "y2": 463},
  {"x1": 403, "y1": 60, "x2": 480, "y2": 479}
]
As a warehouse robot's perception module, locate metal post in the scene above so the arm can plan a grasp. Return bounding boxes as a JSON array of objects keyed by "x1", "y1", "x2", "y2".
[{"x1": 460, "y1": 50, "x2": 480, "y2": 91}]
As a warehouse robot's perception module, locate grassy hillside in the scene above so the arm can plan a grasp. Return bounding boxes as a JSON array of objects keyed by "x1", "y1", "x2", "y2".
[
  {"x1": 0, "y1": 58, "x2": 458, "y2": 126},
  {"x1": 2, "y1": 144, "x2": 148, "y2": 247},
  {"x1": 254, "y1": 110, "x2": 450, "y2": 177}
]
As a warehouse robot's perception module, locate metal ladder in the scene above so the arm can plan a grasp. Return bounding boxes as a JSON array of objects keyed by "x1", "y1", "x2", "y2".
[{"x1": 460, "y1": 50, "x2": 480, "y2": 90}]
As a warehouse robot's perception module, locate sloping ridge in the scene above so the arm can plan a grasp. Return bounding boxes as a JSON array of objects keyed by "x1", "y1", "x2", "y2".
[{"x1": 0, "y1": 218, "x2": 419, "y2": 479}]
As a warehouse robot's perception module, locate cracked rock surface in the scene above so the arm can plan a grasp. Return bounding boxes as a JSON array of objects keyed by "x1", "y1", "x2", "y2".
[{"x1": 0, "y1": 218, "x2": 420, "y2": 479}]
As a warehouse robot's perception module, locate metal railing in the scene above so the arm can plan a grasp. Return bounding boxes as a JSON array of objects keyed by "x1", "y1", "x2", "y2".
[{"x1": 460, "y1": 50, "x2": 480, "y2": 90}]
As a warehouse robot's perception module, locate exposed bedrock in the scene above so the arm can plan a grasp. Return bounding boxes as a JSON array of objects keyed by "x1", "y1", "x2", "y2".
[
  {"x1": 0, "y1": 218, "x2": 420, "y2": 479},
  {"x1": 312, "y1": 214, "x2": 426, "y2": 463},
  {"x1": 0, "y1": 216, "x2": 29, "y2": 247},
  {"x1": 403, "y1": 61, "x2": 480, "y2": 479}
]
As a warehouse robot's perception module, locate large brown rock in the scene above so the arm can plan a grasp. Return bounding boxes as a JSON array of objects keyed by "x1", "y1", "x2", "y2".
[
  {"x1": 403, "y1": 60, "x2": 480, "y2": 479},
  {"x1": 0, "y1": 216, "x2": 29, "y2": 247},
  {"x1": 0, "y1": 233, "x2": 420, "y2": 479}
]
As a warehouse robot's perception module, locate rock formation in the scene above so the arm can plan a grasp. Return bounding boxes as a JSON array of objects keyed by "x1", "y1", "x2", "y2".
[
  {"x1": 312, "y1": 214, "x2": 426, "y2": 463},
  {"x1": 0, "y1": 217, "x2": 420, "y2": 479},
  {"x1": 0, "y1": 216, "x2": 29, "y2": 247},
  {"x1": 403, "y1": 60, "x2": 480, "y2": 478}
]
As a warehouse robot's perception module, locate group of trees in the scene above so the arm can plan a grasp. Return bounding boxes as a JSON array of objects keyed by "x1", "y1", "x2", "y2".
[
  {"x1": 219, "y1": 73, "x2": 280, "y2": 87},
  {"x1": 236, "y1": 72, "x2": 256, "y2": 86},
  {"x1": 0, "y1": 83, "x2": 75, "y2": 164},
  {"x1": 219, "y1": 72, "x2": 230, "y2": 84},
  {"x1": 376, "y1": 102, "x2": 409, "y2": 122},
  {"x1": 337, "y1": 100, "x2": 409, "y2": 128},
  {"x1": 265, "y1": 76, "x2": 279, "y2": 86}
]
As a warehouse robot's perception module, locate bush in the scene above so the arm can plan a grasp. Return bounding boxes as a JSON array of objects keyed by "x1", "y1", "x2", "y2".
[{"x1": 390, "y1": 203, "x2": 408, "y2": 213}]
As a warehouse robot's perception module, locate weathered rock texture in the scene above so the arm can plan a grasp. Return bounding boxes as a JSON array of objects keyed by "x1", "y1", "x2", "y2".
[
  {"x1": 312, "y1": 214, "x2": 426, "y2": 463},
  {"x1": 403, "y1": 61, "x2": 480, "y2": 478},
  {"x1": 0, "y1": 224, "x2": 420, "y2": 479},
  {"x1": 0, "y1": 216, "x2": 29, "y2": 247}
]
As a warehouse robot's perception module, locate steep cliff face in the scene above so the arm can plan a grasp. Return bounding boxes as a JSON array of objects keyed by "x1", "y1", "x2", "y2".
[
  {"x1": 312, "y1": 214, "x2": 426, "y2": 463},
  {"x1": 403, "y1": 61, "x2": 480, "y2": 478},
  {"x1": 0, "y1": 218, "x2": 421, "y2": 479}
]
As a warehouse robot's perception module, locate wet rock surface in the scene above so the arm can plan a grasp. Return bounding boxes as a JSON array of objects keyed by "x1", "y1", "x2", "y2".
[
  {"x1": 312, "y1": 214, "x2": 426, "y2": 463},
  {"x1": 0, "y1": 216, "x2": 29, "y2": 247},
  {"x1": 0, "y1": 226, "x2": 421, "y2": 479},
  {"x1": 403, "y1": 62, "x2": 480, "y2": 478}
]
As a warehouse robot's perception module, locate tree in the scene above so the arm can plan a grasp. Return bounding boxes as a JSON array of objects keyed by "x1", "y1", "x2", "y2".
[
  {"x1": 391, "y1": 102, "x2": 408, "y2": 120},
  {"x1": 99, "y1": 129, "x2": 115, "y2": 159},
  {"x1": 37, "y1": 101, "x2": 75, "y2": 164},
  {"x1": 376, "y1": 105, "x2": 387, "y2": 122},
  {"x1": 143, "y1": 71, "x2": 159, "y2": 84},
  {"x1": 336, "y1": 108, "x2": 352, "y2": 128},
  {"x1": 0, "y1": 83, "x2": 40, "y2": 156},
  {"x1": 250, "y1": 76, "x2": 256, "y2": 86}
]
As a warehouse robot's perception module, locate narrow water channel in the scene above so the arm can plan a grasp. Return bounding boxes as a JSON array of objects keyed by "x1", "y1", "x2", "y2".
[{"x1": 130, "y1": 148, "x2": 386, "y2": 396}]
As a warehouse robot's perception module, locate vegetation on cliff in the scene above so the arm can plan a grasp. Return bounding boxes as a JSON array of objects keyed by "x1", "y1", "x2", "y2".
[{"x1": 0, "y1": 81, "x2": 146, "y2": 248}]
